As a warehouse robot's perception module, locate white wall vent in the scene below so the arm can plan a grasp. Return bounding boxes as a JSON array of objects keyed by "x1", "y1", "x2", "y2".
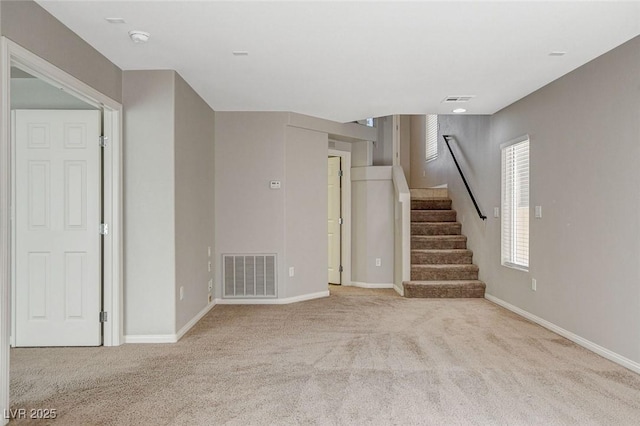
[
  {"x1": 442, "y1": 95, "x2": 475, "y2": 103},
  {"x1": 223, "y1": 254, "x2": 277, "y2": 298}
]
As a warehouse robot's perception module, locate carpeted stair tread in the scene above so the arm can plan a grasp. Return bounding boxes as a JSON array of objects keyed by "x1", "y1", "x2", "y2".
[
  {"x1": 411, "y1": 249, "x2": 473, "y2": 265},
  {"x1": 411, "y1": 235, "x2": 467, "y2": 250},
  {"x1": 403, "y1": 280, "x2": 486, "y2": 298},
  {"x1": 411, "y1": 222, "x2": 462, "y2": 236},
  {"x1": 406, "y1": 194, "x2": 485, "y2": 298},
  {"x1": 411, "y1": 264, "x2": 479, "y2": 281},
  {"x1": 411, "y1": 198, "x2": 452, "y2": 210},
  {"x1": 410, "y1": 188, "x2": 448, "y2": 199},
  {"x1": 411, "y1": 210, "x2": 457, "y2": 222}
]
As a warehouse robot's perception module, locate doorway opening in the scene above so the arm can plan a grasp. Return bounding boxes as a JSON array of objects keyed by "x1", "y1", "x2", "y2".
[
  {"x1": 11, "y1": 65, "x2": 104, "y2": 347},
  {"x1": 327, "y1": 148, "x2": 351, "y2": 289},
  {"x1": 328, "y1": 155, "x2": 342, "y2": 285},
  {"x1": 1, "y1": 37, "x2": 124, "y2": 417}
]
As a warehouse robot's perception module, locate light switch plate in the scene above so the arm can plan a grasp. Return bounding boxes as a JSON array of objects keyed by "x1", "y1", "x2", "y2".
[{"x1": 535, "y1": 205, "x2": 542, "y2": 218}]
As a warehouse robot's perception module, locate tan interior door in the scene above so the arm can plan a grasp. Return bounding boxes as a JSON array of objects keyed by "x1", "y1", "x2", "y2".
[
  {"x1": 328, "y1": 156, "x2": 341, "y2": 284},
  {"x1": 14, "y1": 110, "x2": 102, "y2": 347}
]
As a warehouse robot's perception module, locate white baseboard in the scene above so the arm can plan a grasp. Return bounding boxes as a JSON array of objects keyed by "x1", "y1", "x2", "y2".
[
  {"x1": 124, "y1": 334, "x2": 178, "y2": 344},
  {"x1": 485, "y1": 293, "x2": 640, "y2": 375},
  {"x1": 125, "y1": 301, "x2": 216, "y2": 344},
  {"x1": 350, "y1": 281, "x2": 394, "y2": 289},
  {"x1": 393, "y1": 283, "x2": 404, "y2": 296},
  {"x1": 215, "y1": 290, "x2": 329, "y2": 305},
  {"x1": 175, "y1": 301, "x2": 216, "y2": 341}
]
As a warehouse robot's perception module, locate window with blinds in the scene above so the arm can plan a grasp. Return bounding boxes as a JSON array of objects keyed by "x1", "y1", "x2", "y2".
[
  {"x1": 425, "y1": 114, "x2": 438, "y2": 162},
  {"x1": 501, "y1": 137, "x2": 529, "y2": 270}
]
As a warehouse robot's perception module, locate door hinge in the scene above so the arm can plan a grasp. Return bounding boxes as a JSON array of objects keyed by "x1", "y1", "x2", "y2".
[
  {"x1": 339, "y1": 265, "x2": 343, "y2": 273},
  {"x1": 338, "y1": 217, "x2": 343, "y2": 225},
  {"x1": 99, "y1": 223, "x2": 109, "y2": 235},
  {"x1": 338, "y1": 170, "x2": 343, "y2": 177},
  {"x1": 99, "y1": 311, "x2": 108, "y2": 323},
  {"x1": 99, "y1": 136, "x2": 108, "y2": 148}
]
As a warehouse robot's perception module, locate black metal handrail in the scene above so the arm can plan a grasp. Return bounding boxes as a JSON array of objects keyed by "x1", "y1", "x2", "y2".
[{"x1": 442, "y1": 134, "x2": 487, "y2": 220}]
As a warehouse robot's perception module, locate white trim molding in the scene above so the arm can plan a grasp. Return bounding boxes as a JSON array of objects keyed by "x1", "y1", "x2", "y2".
[
  {"x1": 125, "y1": 302, "x2": 216, "y2": 344},
  {"x1": 485, "y1": 293, "x2": 640, "y2": 375},
  {"x1": 124, "y1": 334, "x2": 178, "y2": 344},
  {"x1": 350, "y1": 282, "x2": 394, "y2": 289},
  {"x1": 216, "y1": 290, "x2": 329, "y2": 305},
  {"x1": 0, "y1": 36, "x2": 9, "y2": 426},
  {"x1": 393, "y1": 284, "x2": 405, "y2": 296},
  {"x1": 176, "y1": 302, "x2": 216, "y2": 341}
]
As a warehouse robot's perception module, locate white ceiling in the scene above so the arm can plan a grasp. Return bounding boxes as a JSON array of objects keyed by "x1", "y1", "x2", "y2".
[{"x1": 36, "y1": 1, "x2": 640, "y2": 123}]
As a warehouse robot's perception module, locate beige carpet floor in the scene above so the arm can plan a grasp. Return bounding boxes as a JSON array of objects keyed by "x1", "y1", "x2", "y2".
[{"x1": 9, "y1": 286, "x2": 640, "y2": 425}]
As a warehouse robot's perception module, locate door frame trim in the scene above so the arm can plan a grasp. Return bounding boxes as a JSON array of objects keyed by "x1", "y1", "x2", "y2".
[
  {"x1": 328, "y1": 148, "x2": 351, "y2": 286},
  {"x1": 0, "y1": 36, "x2": 124, "y2": 419}
]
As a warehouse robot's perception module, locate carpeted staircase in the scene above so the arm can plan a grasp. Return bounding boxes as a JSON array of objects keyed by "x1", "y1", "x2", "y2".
[{"x1": 403, "y1": 189, "x2": 486, "y2": 298}]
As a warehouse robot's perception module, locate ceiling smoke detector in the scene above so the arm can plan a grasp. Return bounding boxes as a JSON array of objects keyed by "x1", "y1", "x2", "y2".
[{"x1": 129, "y1": 30, "x2": 150, "y2": 44}]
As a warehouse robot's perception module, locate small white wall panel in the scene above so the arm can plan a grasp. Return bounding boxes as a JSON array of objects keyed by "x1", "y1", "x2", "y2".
[
  {"x1": 28, "y1": 162, "x2": 50, "y2": 229},
  {"x1": 27, "y1": 123, "x2": 50, "y2": 149},
  {"x1": 64, "y1": 252, "x2": 85, "y2": 319},
  {"x1": 64, "y1": 161, "x2": 86, "y2": 229},
  {"x1": 28, "y1": 252, "x2": 49, "y2": 319},
  {"x1": 63, "y1": 123, "x2": 86, "y2": 149}
]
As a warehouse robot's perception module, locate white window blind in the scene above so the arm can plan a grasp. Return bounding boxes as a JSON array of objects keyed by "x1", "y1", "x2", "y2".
[
  {"x1": 425, "y1": 114, "x2": 438, "y2": 162},
  {"x1": 501, "y1": 138, "x2": 529, "y2": 270}
]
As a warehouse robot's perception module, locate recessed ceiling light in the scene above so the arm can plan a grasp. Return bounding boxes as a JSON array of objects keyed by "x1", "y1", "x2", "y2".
[
  {"x1": 105, "y1": 18, "x2": 126, "y2": 24},
  {"x1": 129, "y1": 30, "x2": 150, "y2": 44},
  {"x1": 232, "y1": 51, "x2": 249, "y2": 56},
  {"x1": 453, "y1": 108, "x2": 467, "y2": 114},
  {"x1": 549, "y1": 51, "x2": 566, "y2": 56}
]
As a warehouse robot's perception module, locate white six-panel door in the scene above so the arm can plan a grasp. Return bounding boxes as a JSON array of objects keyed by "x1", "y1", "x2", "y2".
[
  {"x1": 328, "y1": 156, "x2": 341, "y2": 285},
  {"x1": 14, "y1": 110, "x2": 101, "y2": 347}
]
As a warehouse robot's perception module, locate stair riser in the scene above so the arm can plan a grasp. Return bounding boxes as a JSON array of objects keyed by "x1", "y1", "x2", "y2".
[
  {"x1": 412, "y1": 223, "x2": 461, "y2": 236},
  {"x1": 411, "y1": 199, "x2": 452, "y2": 210},
  {"x1": 411, "y1": 269, "x2": 478, "y2": 281},
  {"x1": 411, "y1": 238, "x2": 467, "y2": 250},
  {"x1": 411, "y1": 252, "x2": 473, "y2": 265},
  {"x1": 411, "y1": 210, "x2": 457, "y2": 222},
  {"x1": 404, "y1": 285, "x2": 485, "y2": 298}
]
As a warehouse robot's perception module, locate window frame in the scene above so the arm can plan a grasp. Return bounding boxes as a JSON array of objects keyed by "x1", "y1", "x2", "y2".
[
  {"x1": 500, "y1": 134, "x2": 530, "y2": 271},
  {"x1": 425, "y1": 114, "x2": 438, "y2": 162}
]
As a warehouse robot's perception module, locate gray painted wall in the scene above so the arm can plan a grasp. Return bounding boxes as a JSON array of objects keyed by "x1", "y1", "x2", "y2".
[
  {"x1": 123, "y1": 70, "x2": 176, "y2": 335},
  {"x1": 214, "y1": 112, "x2": 289, "y2": 298},
  {"x1": 399, "y1": 115, "x2": 411, "y2": 181},
  {"x1": 124, "y1": 70, "x2": 216, "y2": 335},
  {"x1": 373, "y1": 116, "x2": 394, "y2": 166},
  {"x1": 426, "y1": 36, "x2": 640, "y2": 364},
  {"x1": 351, "y1": 167, "x2": 395, "y2": 285},
  {"x1": 174, "y1": 73, "x2": 215, "y2": 330},
  {"x1": 285, "y1": 126, "x2": 328, "y2": 297},
  {"x1": 215, "y1": 111, "x2": 374, "y2": 299},
  {"x1": 410, "y1": 115, "x2": 427, "y2": 188},
  {"x1": 0, "y1": 0, "x2": 122, "y2": 103}
]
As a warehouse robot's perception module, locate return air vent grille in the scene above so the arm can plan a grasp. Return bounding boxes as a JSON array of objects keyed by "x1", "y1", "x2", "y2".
[
  {"x1": 442, "y1": 95, "x2": 475, "y2": 103},
  {"x1": 223, "y1": 254, "x2": 277, "y2": 298}
]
